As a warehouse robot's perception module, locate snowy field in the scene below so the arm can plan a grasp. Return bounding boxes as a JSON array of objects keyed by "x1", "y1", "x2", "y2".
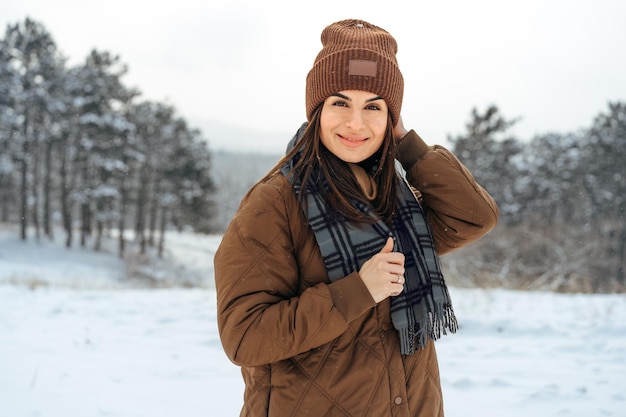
[{"x1": 1, "y1": 227, "x2": 625, "y2": 417}]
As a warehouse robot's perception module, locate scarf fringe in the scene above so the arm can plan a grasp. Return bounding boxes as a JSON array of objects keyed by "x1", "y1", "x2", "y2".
[{"x1": 399, "y1": 302, "x2": 459, "y2": 355}]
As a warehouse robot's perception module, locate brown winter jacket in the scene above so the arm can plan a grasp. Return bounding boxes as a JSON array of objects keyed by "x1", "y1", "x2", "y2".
[{"x1": 214, "y1": 130, "x2": 499, "y2": 417}]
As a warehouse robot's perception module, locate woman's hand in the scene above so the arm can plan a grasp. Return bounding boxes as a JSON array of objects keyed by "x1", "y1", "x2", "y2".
[
  {"x1": 358, "y1": 237, "x2": 405, "y2": 303},
  {"x1": 392, "y1": 115, "x2": 409, "y2": 143}
]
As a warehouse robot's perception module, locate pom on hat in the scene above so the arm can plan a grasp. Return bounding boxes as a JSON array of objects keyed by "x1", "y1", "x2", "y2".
[{"x1": 305, "y1": 19, "x2": 404, "y2": 125}]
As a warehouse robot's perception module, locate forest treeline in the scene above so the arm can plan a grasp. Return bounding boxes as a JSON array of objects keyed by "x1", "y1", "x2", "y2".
[
  {"x1": 0, "y1": 18, "x2": 215, "y2": 258},
  {"x1": 1, "y1": 18, "x2": 624, "y2": 292},
  {"x1": 443, "y1": 104, "x2": 625, "y2": 293}
]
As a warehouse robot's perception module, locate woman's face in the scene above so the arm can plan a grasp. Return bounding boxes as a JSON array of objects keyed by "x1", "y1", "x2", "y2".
[{"x1": 319, "y1": 90, "x2": 388, "y2": 163}]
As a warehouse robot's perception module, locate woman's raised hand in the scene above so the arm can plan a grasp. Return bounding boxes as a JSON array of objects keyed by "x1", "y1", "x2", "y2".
[{"x1": 392, "y1": 115, "x2": 409, "y2": 143}]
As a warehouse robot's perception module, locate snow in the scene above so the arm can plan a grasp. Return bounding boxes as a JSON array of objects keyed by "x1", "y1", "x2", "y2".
[{"x1": 1, "y1": 226, "x2": 625, "y2": 417}]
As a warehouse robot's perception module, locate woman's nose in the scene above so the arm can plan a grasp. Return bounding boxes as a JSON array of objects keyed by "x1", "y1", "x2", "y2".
[{"x1": 345, "y1": 109, "x2": 364, "y2": 129}]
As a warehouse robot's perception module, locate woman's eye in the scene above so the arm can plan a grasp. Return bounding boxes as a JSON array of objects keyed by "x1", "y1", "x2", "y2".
[
  {"x1": 332, "y1": 100, "x2": 349, "y2": 107},
  {"x1": 366, "y1": 104, "x2": 381, "y2": 111}
]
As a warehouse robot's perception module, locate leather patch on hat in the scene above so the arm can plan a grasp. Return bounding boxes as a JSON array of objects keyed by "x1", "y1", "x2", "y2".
[{"x1": 349, "y1": 59, "x2": 377, "y2": 77}]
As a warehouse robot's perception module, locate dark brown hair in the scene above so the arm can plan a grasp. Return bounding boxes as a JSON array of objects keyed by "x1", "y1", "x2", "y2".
[{"x1": 268, "y1": 106, "x2": 398, "y2": 225}]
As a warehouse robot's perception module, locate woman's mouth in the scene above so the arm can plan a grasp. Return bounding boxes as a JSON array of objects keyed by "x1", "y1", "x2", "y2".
[{"x1": 338, "y1": 134, "x2": 367, "y2": 147}]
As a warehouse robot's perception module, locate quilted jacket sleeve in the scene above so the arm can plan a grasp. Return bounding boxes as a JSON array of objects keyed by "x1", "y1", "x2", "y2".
[
  {"x1": 395, "y1": 130, "x2": 499, "y2": 255},
  {"x1": 214, "y1": 174, "x2": 377, "y2": 367}
]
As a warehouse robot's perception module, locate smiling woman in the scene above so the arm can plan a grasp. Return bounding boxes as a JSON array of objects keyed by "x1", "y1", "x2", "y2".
[{"x1": 214, "y1": 18, "x2": 498, "y2": 417}]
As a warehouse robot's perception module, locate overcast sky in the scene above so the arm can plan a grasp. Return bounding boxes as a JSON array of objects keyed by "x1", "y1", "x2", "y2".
[{"x1": 3, "y1": 0, "x2": 626, "y2": 154}]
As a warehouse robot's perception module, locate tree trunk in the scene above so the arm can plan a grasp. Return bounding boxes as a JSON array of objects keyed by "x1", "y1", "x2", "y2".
[
  {"x1": 148, "y1": 179, "x2": 160, "y2": 247},
  {"x1": 43, "y1": 138, "x2": 53, "y2": 239},
  {"x1": 158, "y1": 205, "x2": 167, "y2": 259},
  {"x1": 0, "y1": 174, "x2": 9, "y2": 222},
  {"x1": 135, "y1": 164, "x2": 151, "y2": 255},
  {"x1": 20, "y1": 153, "x2": 28, "y2": 241},
  {"x1": 79, "y1": 156, "x2": 91, "y2": 248},
  {"x1": 19, "y1": 115, "x2": 29, "y2": 241},
  {"x1": 117, "y1": 165, "x2": 131, "y2": 258},
  {"x1": 618, "y1": 225, "x2": 626, "y2": 285},
  {"x1": 94, "y1": 218, "x2": 103, "y2": 251},
  {"x1": 0, "y1": 131, "x2": 14, "y2": 222},
  {"x1": 60, "y1": 134, "x2": 73, "y2": 248},
  {"x1": 30, "y1": 123, "x2": 41, "y2": 241}
]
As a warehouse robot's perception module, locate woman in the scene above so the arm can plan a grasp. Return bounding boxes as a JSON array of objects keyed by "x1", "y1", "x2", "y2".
[{"x1": 215, "y1": 19, "x2": 499, "y2": 417}]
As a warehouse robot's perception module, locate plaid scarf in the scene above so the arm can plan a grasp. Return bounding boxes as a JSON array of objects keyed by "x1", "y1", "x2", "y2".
[{"x1": 281, "y1": 126, "x2": 458, "y2": 355}]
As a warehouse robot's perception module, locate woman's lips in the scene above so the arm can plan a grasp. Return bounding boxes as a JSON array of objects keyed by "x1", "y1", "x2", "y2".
[{"x1": 338, "y1": 134, "x2": 367, "y2": 147}]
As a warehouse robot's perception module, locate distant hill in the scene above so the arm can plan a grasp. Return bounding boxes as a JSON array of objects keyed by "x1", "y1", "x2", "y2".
[
  {"x1": 193, "y1": 117, "x2": 296, "y2": 156},
  {"x1": 194, "y1": 118, "x2": 297, "y2": 232},
  {"x1": 210, "y1": 150, "x2": 282, "y2": 232}
]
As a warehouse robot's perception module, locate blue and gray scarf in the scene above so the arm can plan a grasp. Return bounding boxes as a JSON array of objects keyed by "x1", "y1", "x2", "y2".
[{"x1": 281, "y1": 124, "x2": 457, "y2": 355}]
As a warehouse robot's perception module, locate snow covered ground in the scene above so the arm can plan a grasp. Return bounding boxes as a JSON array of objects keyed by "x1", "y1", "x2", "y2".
[{"x1": 1, "y1": 226, "x2": 625, "y2": 417}]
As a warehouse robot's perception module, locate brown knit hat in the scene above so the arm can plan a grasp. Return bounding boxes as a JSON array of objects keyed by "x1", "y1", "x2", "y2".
[{"x1": 305, "y1": 19, "x2": 404, "y2": 125}]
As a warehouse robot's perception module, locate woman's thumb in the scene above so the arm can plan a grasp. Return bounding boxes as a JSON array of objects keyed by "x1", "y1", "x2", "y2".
[{"x1": 379, "y1": 237, "x2": 394, "y2": 253}]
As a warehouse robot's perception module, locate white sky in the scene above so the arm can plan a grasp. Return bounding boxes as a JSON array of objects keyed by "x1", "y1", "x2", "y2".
[{"x1": 3, "y1": 0, "x2": 626, "y2": 154}]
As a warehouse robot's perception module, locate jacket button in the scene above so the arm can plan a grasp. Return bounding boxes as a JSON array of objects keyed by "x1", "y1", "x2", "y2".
[{"x1": 394, "y1": 396, "x2": 403, "y2": 405}]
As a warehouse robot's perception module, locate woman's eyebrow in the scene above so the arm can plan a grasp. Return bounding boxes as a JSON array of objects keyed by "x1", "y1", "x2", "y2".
[
  {"x1": 330, "y1": 93, "x2": 383, "y2": 102},
  {"x1": 331, "y1": 92, "x2": 350, "y2": 100}
]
